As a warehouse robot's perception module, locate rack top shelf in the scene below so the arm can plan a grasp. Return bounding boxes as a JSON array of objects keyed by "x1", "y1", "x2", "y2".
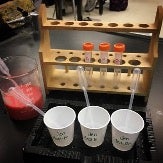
[
  {"x1": 39, "y1": 4, "x2": 163, "y2": 33},
  {"x1": 42, "y1": 20, "x2": 157, "y2": 33}
]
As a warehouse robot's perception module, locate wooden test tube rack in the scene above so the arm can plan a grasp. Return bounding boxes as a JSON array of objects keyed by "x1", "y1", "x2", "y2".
[{"x1": 38, "y1": 4, "x2": 163, "y2": 102}]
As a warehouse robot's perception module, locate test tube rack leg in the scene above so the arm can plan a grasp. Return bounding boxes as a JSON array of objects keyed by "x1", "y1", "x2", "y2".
[{"x1": 38, "y1": 4, "x2": 163, "y2": 102}]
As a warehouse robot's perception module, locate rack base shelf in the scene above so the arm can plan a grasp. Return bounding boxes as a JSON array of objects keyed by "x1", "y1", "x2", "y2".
[{"x1": 44, "y1": 66, "x2": 147, "y2": 96}]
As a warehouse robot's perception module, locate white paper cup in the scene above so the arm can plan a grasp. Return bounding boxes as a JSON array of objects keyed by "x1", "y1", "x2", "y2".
[
  {"x1": 111, "y1": 109, "x2": 144, "y2": 151},
  {"x1": 43, "y1": 106, "x2": 76, "y2": 147},
  {"x1": 78, "y1": 106, "x2": 110, "y2": 147}
]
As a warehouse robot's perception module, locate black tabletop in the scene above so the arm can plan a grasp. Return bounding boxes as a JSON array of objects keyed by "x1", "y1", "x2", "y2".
[{"x1": 0, "y1": 26, "x2": 163, "y2": 163}]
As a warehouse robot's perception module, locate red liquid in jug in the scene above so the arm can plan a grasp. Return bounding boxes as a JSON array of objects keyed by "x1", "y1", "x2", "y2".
[{"x1": 3, "y1": 85, "x2": 44, "y2": 120}]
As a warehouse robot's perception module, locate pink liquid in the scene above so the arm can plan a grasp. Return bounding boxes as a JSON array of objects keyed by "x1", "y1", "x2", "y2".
[{"x1": 3, "y1": 85, "x2": 44, "y2": 120}]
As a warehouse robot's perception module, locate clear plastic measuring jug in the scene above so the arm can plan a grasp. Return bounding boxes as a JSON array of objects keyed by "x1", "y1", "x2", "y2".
[{"x1": 0, "y1": 55, "x2": 44, "y2": 120}]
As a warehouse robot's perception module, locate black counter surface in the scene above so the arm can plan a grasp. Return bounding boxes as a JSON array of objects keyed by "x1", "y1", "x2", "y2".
[{"x1": 0, "y1": 27, "x2": 163, "y2": 163}]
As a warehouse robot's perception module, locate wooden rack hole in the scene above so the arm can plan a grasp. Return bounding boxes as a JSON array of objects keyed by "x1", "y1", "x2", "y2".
[
  {"x1": 113, "y1": 86, "x2": 119, "y2": 89},
  {"x1": 79, "y1": 22, "x2": 89, "y2": 26},
  {"x1": 51, "y1": 21, "x2": 60, "y2": 25},
  {"x1": 98, "y1": 59, "x2": 110, "y2": 64},
  {"x1": 128, "y1": 60, "x2": 141, "y2": 66},
  {"x1": 113, "y1": 59, "x2": 125, "y2": 65},
  {"x1": 95, "y1": 53, "x2": 100, "y2": 56},
  {"x1": 108, "y1": 23, "x2": 118, "y2": 27},
  {"x1": 123, "y1": 23, "x2": 134, "y2": 27},
  {"x1": 127, "y1": 86, "x2": 131, "y2": 90},
  {"x1": 73, "y1": 83, "x2": 79, "y2": 87},
  {"x1": 100, "y1": 85, "x2": 105, "y2": 88},
  {"x1": 93, "y1": 23, "x2": 103, "y2": 26},
  {"x1": 55, "y1": 56, "x2": 67, "y2": 62},
  {"x1": 69, "y1": 57, "x2": 81, "y2": 62},
  {"x1": 65, "y1": 22, "x2": 74, "y2": 25},
  {"x1": 139, "y1": 24, "x2": 149, "y2": 28},
  {"x1": 60, "y1": 82, "x2": 66, "y2": 86},
  {"x1": 86, "y1": 58, "x2": 95, "y2": 63}
]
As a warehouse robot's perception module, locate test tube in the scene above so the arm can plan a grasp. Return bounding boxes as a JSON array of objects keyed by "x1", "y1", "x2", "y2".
[
  {"x1": 83, "y1": 42, "x2": 94, "y2": 82},
  {"x1": 99, "y1": 42, "x2": 110, "y2": 84},
  {"x1": 113, "y1": 43, "x2": 125, "y2": 89}
]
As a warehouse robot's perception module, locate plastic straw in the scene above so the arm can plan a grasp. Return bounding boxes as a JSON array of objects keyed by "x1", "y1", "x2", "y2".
[
  {"x1": 0, "y1": 57, "x2": 10, "y2": 76},
  {"x1": 0, "y1": 57, "x2": 19, "y2": 87},
  {"x1": 124, "y1": 68, "x2": 141, "y2": 129},
  {"x1": 77, "y1": 66, "x2": 90, "y2": 107},
  {"x1": 9, "y1": 87, "x2": 45, "y2": 116},
  {"x1": 128, "y1": 68, "x2": 141, "y2": 110},
  {"x1": 77, "y1": 66, "x2": 95, "y2": 127},
  {"x1": 9, "y1": 87, "x2": 59, "y2": 127}
]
